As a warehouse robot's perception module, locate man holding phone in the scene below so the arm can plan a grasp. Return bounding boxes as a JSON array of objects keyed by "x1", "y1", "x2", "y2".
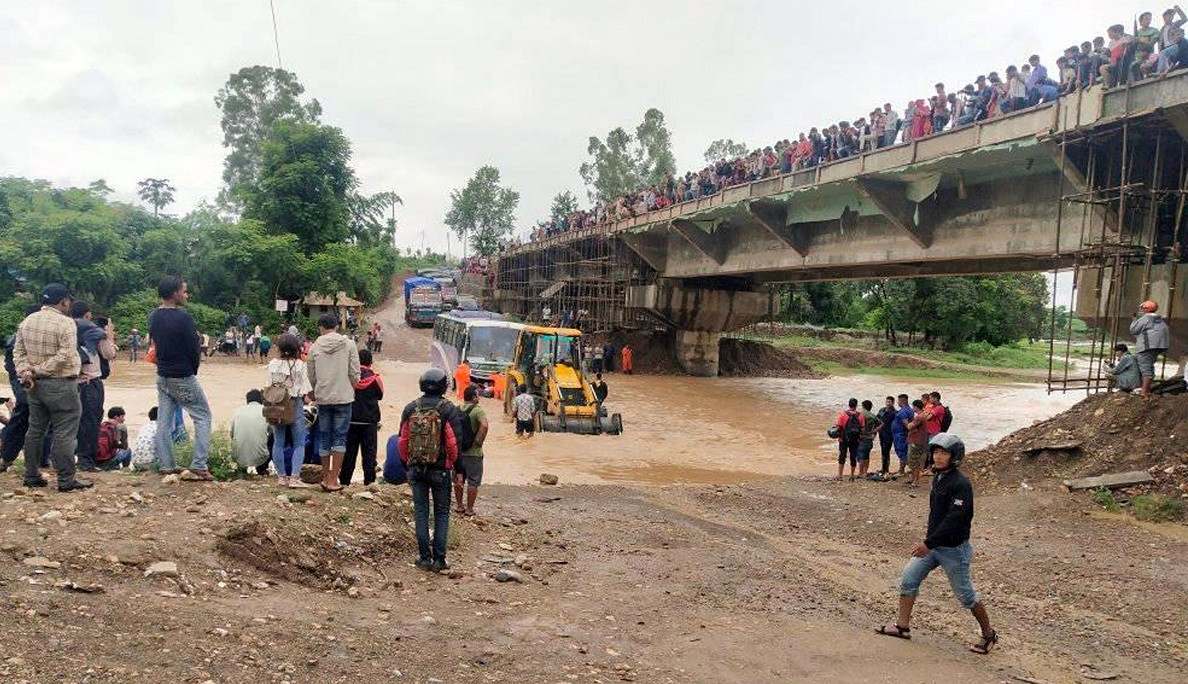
[{"x1": 13, "y1": 284, "x2": 92, "y2": 492}]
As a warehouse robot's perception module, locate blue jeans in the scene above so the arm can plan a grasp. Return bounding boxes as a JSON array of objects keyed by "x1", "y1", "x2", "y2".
[
  {"x1": 271, "y1": 397, "x2": 307, "y2": 477},
  {"x1": 155, "y1": 375, "x2": 212, "y2": 472},
  {"x1": 899, "y1": 541, "x2": 980, "y2": 609},
  {"x1": 98, "y1": 449, "x2": 132, "y2": 470},
  {"x1": 316, "y1": 403, "x2": 352, "y2": 456},
  {"x1": 408, "y1": 466, "x2": 451, "y2": 562},
  {"x1": 857, "y1": 438, "x2": 874, "y2": 463}
]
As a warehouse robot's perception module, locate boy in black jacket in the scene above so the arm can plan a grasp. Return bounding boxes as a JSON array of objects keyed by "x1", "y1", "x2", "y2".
[
  {"x1": 877, "y1": 433, "x2": 997, "y2": 654},
  {"x1": 340, "y1": 348, "x2": 383, "y2": 486}
]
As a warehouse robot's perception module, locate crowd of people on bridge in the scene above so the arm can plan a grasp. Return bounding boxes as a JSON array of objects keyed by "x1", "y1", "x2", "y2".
[{"x1": 531, "y1": 7, "x2": 1188, "y2": 244}]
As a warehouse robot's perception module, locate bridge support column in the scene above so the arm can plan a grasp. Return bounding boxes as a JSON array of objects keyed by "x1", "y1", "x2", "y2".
[{"x1": 674, "y1": 330, "x2": 722, "y2": 377}]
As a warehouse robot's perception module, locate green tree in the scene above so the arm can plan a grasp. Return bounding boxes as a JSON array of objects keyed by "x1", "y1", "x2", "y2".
[
  {"x1": 244, "y1": 122, "x2": 357, "y2": 254},
  {"x1": 444, "y1": 166, "x2": 520, "y2": 257},
  {"x1": 215, "y1": 65, "x2": 323, "y2": 209},
  {"x1": 549, "y1": 191, "x2": 579, "y2": 223},
  {"x1": 136, "y1": 178, "x2": 176, "y2": 217},
  {"x1": 348, "y1": 190, "x2": 402, "y2": 247},
  {"x1": 87, "y1": 179, "x2": 114, "y2": 196},
  {"x1": 704, "y1": 138, "x2": 750, "y2": 163},
  {"x1": 579, "y1": 108, "x2": 677, "y2": 202}
]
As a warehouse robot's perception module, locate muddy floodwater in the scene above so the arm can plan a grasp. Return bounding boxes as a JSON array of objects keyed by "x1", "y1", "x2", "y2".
[{"x1": 98, "y1": 356, "x2": 1080, "y2": 486}]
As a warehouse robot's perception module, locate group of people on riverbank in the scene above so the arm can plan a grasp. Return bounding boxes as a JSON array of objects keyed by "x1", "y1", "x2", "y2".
[
  {"x1": 531, "y1": 7, "x2": 1188, "y2": 243},
  {"x1": 832, "y1": 391, "x2": 951, "y2": 486}
]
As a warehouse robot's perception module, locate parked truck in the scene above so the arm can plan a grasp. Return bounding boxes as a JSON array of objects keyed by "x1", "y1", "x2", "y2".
[{"x1": 403, "y1": 276, "x2": 443, "y2": 327}]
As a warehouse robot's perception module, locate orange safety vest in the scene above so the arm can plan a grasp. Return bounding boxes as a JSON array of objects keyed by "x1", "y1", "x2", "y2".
[
  {"x1": 455, "y1": 363, "x2": 471, "y2": 398},
  {"x1": 491, "y1": 372, "x2": 506, "y2": 400}
]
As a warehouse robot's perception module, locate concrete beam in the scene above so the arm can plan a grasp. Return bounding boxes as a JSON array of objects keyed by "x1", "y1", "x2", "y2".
[
  {"x1": 618, "y1": 231, "x2": 667, "y2": 272},
  {"x1": 670, "y1": 218, "x2": 729, "y2": 265},
  {"x1": 855, "y1": 178, "x2": 933, "y2": 248},
  {"x1": 743, "y1": 201, "x2": 809, "y2": 256},
  {"x1": 625, "y1": 282, "x2": 768, "y2": 332}
]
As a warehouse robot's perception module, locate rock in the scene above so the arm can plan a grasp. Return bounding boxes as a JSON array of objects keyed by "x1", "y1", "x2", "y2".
[
  {"x1": 39, "y1": 510, "x2": 63, "y2": 521},
  {"x1": 144, "y1": 561, "x2": 179, "y2": 578},
  {"x1": 498, "y1": 543, "x2": 515, "y2": 551},
  {"x1": 161, "y1": 474, "x2": 180, "y2": 485},
  {"x1": 252, "y1": 581, "x2": 271, "y2": 590},
  {"x1": 346, "y1": 587, "x2": 361, "y2": 598},
  {"x1": 53, "y1": 580, "x2": 104, "y2": 593},
  {"x1": 22, "y1": 556, "x2": 61, "y2": 569},
  {"x1": 444, "y1": 568, "x2": 464, "y2": 579},
  {"x1": 514, "y1": 554, "x2": 529, "y2": 567},
  {"x1": 351, "y1": 491, "x2": 375, "y2": 501},
  {"x1": 539, "y1": 473, "x2": 559, "y2": 486},
  {"x1": 209, "y1": 627, "x2": 230, "y2": 637},
  {"x1": 493, "y1": 569, "x2": 524, "y2": 583},
  {"x1": 128, "y1": 491, "x2": 144, "y2": 503}
]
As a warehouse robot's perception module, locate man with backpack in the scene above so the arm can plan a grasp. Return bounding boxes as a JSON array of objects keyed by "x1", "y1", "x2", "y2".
[
  {"x1": 96, "y1": 406, "x2": 131, "y2": 470},
  {"x1": 834, "y1": 398, "x2": 865, "y2": 482},
  {"x1": 453, "y1": 385, "x2": 489, "y2": 517},
  {"x1": 398, "y1": 368, "x2": 464, "y2": 572},
  {"x1": 929, "y1": 391, "x2": 950, "y2": 436}
]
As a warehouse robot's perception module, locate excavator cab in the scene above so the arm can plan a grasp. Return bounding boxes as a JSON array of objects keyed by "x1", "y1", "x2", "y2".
[{"x1": 503, "y1": 326, "x2": 623, "y2": 435}]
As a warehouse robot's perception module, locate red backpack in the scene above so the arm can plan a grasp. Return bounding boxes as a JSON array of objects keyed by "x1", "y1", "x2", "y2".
[{"x1": 97, "y1": 421, "x2": 121, "y2": 463}]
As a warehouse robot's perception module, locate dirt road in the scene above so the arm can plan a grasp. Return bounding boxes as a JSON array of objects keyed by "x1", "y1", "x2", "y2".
[{"x1": 1, "y1": 294, "x2": 1182, "y2": 682}]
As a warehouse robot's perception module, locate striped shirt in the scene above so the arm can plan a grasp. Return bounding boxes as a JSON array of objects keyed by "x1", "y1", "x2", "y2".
[{"x1": 14, "y1": 307, "x2": 80, "y2": 379}]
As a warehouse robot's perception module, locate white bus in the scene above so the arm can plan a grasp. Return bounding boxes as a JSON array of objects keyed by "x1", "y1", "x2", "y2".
[{"x1": 430, "y1": 311, "x2": 524, "y2": 387}]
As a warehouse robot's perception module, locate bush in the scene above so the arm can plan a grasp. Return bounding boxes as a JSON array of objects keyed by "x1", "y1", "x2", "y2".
[
  {"x1": 1092, "y1": 486, "x2": 1122, "y2": 512},
  {"x1": 1131, "y1": 494, "x2": 1185, "y2": 522},
  {"x1": 172, "y1": 427, "x2": 240, "y2": 481},
  {"x1": 0, "y1": 294, "x2": 35, "y2": 338}
]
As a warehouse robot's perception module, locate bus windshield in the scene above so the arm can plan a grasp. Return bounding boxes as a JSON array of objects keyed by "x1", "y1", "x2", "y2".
[{"x1": 466, "y1": 326, "x2": 519, "y2": 365}]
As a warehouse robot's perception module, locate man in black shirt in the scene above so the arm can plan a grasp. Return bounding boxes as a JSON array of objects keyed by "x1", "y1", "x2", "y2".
[
  {"x1": 148, "y1": 276, "x2": 213, "y2": 481},
  {"x1": 877, "y1": 433, "x2": 997, "y2": 654}
]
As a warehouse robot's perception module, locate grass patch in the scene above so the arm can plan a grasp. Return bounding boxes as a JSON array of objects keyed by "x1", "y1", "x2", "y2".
[
  {"x1": 172, "y1": 427, "x2": 241, "y2": 481},
  {"x1": 1131, "y1": 494, "x2": 1185, "y2": 522},
  {"x1": 809, "y1": 360, "x2": 1005, "y2": 381},
  {"x1": 1092, "y1": 486, "x2": 1122, "y2": 513}
]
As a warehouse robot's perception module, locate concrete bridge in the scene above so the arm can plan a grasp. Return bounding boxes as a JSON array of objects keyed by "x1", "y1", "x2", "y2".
[{"x1": 496, "y1": 72, "x2": 1188, "y2": 376}]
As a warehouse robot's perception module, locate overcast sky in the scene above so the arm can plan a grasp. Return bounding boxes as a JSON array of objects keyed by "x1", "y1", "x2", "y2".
[{"x1": 2, "y1": 0, "x2": 1135, "y2": 262}]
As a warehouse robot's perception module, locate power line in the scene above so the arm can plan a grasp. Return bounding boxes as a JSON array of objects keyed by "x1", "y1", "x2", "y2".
[{"x1": 269, "y1": 0, "x2": 284, "y2": 69}]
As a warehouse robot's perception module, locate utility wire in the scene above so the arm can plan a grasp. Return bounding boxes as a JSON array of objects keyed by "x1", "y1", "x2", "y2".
[{"x1": 269, "y1": 0, "x2": 284, "y2": 69}]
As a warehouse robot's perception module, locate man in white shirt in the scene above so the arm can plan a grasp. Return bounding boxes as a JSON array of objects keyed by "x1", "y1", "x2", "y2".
[
  {"x1": 230, "y1": 390, "x2": 270, "y2": 471},
  {"x1": 512, "y1": 385, "x2": 536, "y2": 441}
]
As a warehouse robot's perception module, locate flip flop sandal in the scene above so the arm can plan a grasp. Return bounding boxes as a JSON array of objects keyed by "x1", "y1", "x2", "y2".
[
  {"x1": 968, "y1": 630, "x2": 998, "y2": 654},
  {"x1": 875, "y1": 624, "x2": 912, "y2": 640}
]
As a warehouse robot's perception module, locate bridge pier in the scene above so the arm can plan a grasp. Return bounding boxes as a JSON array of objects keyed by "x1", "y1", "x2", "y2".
[
  {"x1": 626, "y1": 281, "x2": 768, "y2": 376},
  {"x1": 674, "y1": 331, "x2": 722, "y2": 377}
]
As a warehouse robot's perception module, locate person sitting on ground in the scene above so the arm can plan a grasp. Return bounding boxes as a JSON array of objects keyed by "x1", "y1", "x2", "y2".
[
  {"x1": 231, "y1": 390, "x2": 270, "y2": 473},
  {"x1": 877, "y1": 433, "x2": 997, "y2": 655},
  {"x1": 1130, "y1": 300, "x2": 1170, "y2": 396},
  {"x1": 341, "y1": 348, "x2": 383, "y2": 487},
  {"x1": 857, "y1": 399, "x2": 882, "y2": 480},
  {"x1": 130, "y1": 406, "x2": 159, "y2": 471},
  {"x1": 382, "y1": 433, "x2": 407, "y2": 485},
  {"x1": 96, "y1": 406, "x2": 132, "y2": 470},
  {"x1": 398, "y1": 368, "x2": 463, "y2": 572},
  {"x1": 906, "y1": 400, "x2": 929, "y2": 488},
  {"x1": 453, "y1": 385, "x2": 489, "y2": 517},
  {"x1": 1106, "y1": 342, "x2": 1141, "y2": 393},
  {"x1": 513, "y1": 384, "x2": 536, "y2": 440},
  {"x1": 835, "y1": 398, "x2": 864, "y2": 482}
]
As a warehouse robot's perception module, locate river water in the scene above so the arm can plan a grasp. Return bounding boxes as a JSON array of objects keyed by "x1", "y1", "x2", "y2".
[{"x1": 101, "y1": 356, "x2": 1081, "y2": 487}]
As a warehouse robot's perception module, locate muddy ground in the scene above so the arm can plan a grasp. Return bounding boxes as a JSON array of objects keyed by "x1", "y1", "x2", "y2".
[{"x1": 0, "y1": 295, "x2": 1184, "y2": 683}]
